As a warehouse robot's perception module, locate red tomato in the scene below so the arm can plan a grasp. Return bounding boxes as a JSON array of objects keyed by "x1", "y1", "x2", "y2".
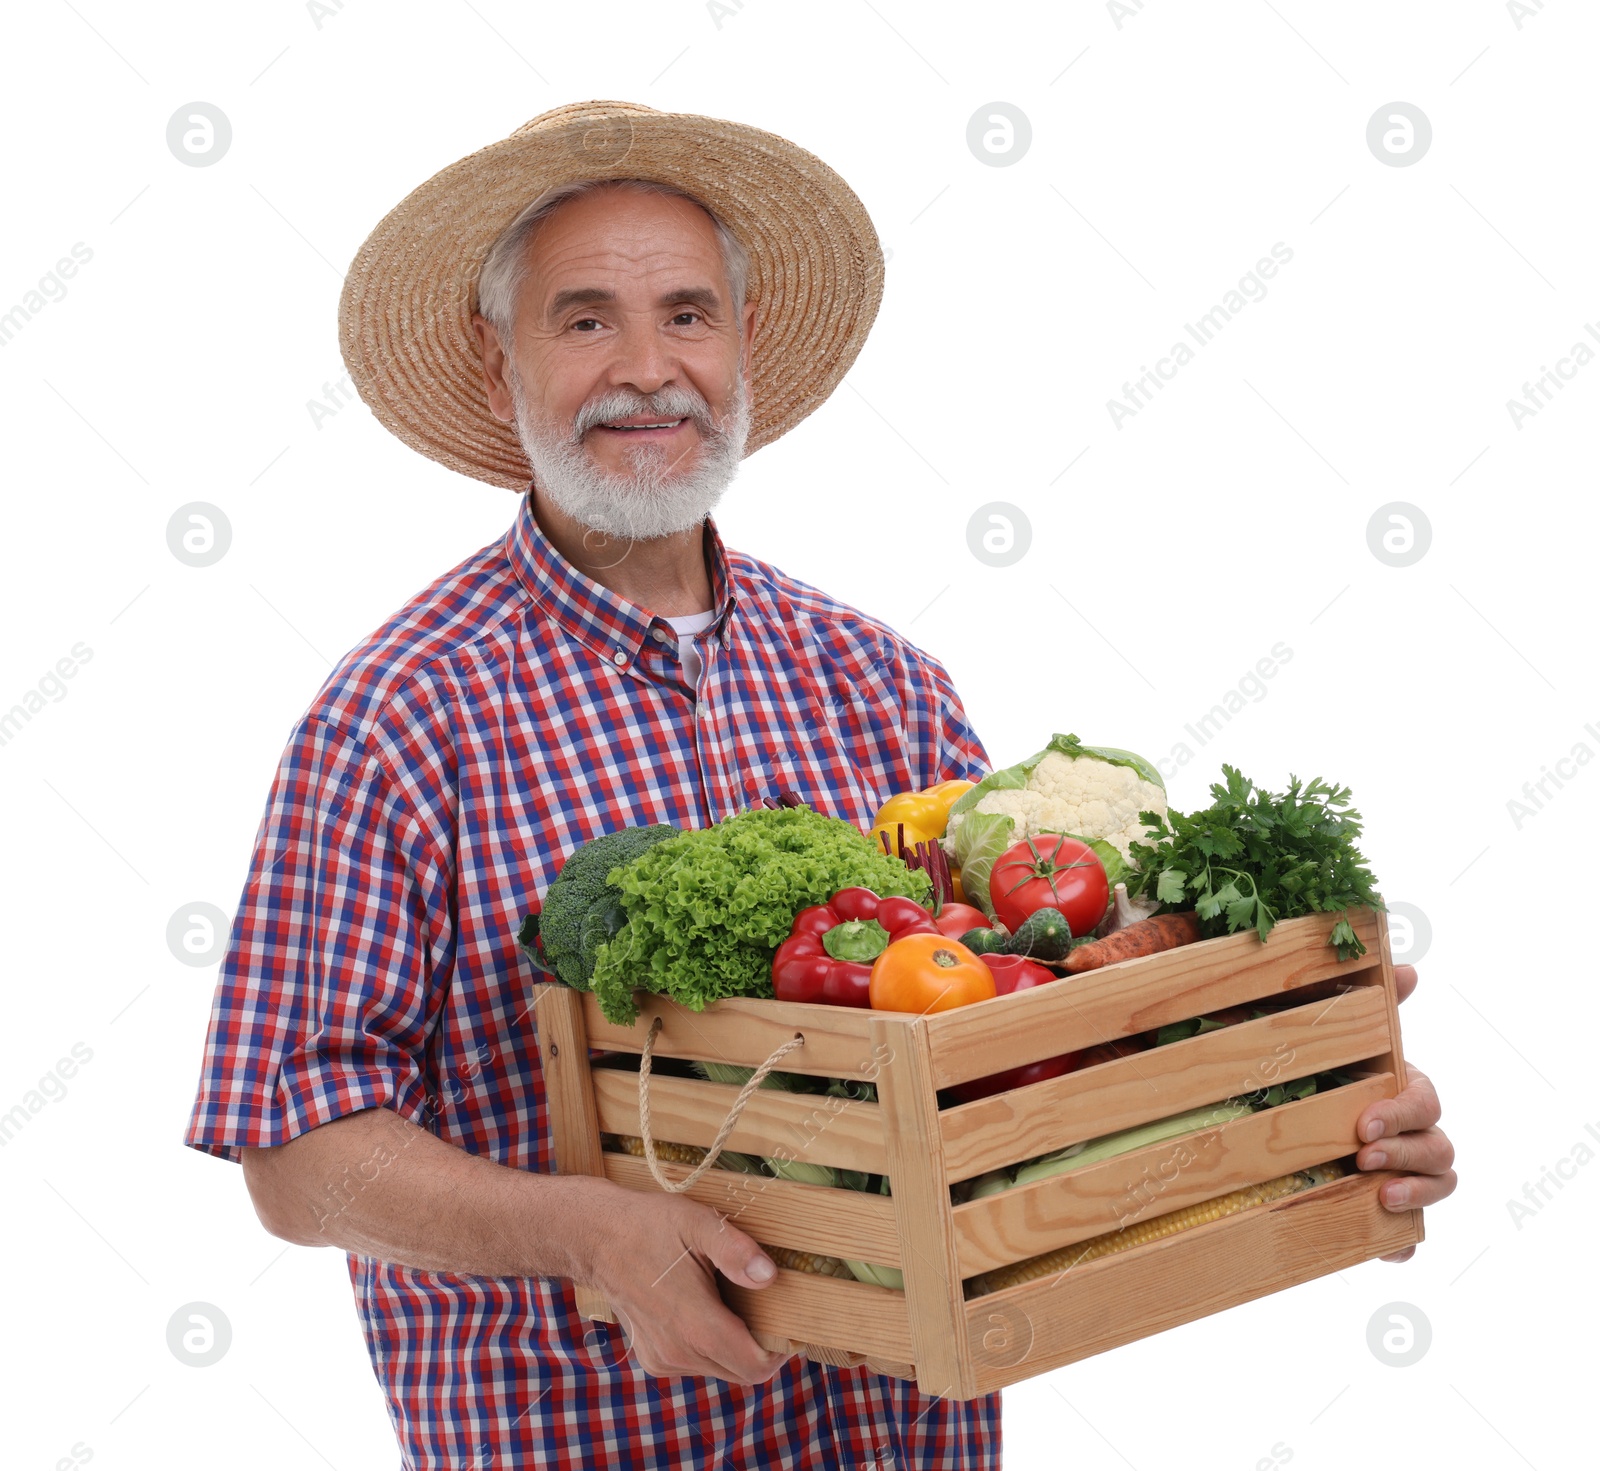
[
  {"x1": 931, "y1": 902, "x2": 991, "y2": 938},
  {"x1": 876, "y1": 895, "x2": 932, "y2": 933},
  {"x1": 830, "y1": 887, "x2": 880, "y2": 922},
  {"x1": 989, "y1": 834, "x2": 1110, "y2": 936}
]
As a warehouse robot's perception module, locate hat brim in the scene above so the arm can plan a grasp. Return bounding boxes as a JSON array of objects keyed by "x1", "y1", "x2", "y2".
[{"x1": 337, "y1": 100, "x2": 885, "y2": 490}]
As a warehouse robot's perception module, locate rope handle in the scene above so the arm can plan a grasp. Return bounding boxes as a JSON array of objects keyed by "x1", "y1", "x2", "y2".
[{"x1": 637, "y1": 1017, "x2": 806, "y2": 1193}]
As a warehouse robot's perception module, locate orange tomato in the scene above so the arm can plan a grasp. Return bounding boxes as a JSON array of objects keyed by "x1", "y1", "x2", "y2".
[{"x1": 868, "y1": 932, "x2": 996, "y2": 1014}]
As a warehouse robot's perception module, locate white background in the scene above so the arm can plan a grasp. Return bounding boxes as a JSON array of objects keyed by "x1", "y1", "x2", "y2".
[{"x1": 2, "y1": 1, "x2": 1594, "y2": 1467}]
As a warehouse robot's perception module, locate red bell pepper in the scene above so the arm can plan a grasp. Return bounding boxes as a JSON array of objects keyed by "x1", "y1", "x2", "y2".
[
  {"x1": 977, "y1": 954, "x2": 1056, "y2": 996},
  {"x1": 949, "y1": 954, "x2": 1078, "y2": 1103},
  {"x1": 772, "y1": 889, "x2": 938, "y2": 1007}
]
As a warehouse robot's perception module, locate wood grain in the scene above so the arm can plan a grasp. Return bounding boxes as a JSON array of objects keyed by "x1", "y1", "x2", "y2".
[
  {"x1": 722, "y1": 1268, "x2": 915, "y2": 1364},
  {"x1": 593, "y1": 1069, "x2": 889, "y2": 1174},
  {"x1": 581, "y1": 991, "x2": 879, "y2": 1081},
  {"x1": 602, "y1": 1151, "x2": 903, "y2": 1264},
  {"x1": 869, "y1": 1013, "x2": 976, "y2": 1399},
  {"x1": 965, "y1": 1169, "x2": 1423, "y2": 1395},
  {"x1": 939, "y1": 985, "x2": 1392, "y2": 1181},
  {"x1": 923, "y1": 909, "x2": 1383, "y2": 1090},
  {"x1": 531, "y1": 984, "x2": 616, "y2": 1323},
  {"x1": 950, "y1": 1074, "x2": 1396, "y2": 1276}
]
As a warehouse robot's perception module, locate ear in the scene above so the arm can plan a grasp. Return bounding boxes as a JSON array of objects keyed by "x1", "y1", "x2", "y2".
[
  {"x1": 739, "y1": 300, "x2": 757, "y2": 386},
  {"x1": 472, "y1": 313, "x2": 517, "y2": 423}
]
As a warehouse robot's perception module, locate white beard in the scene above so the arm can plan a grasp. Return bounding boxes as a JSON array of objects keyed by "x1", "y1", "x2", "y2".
[{"x1": 508, "y1": 369, "x2": 751, "y2": 541}]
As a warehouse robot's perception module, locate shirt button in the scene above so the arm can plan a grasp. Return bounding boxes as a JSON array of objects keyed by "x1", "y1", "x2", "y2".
[
  {"x1": 653, "y1": 628, "x2": 671, "y2": 644},
  {"x1": 696, "y1": 701, "x2": 710, "y2": 720},
  {"x1": 612, "y1": 650, "x2": 628, "y2": 667}
]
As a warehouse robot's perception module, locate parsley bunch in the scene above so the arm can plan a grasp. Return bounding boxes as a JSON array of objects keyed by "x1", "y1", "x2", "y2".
[{"x1": 1125, "y1": 766, "x2": 1383, "y2": 960}]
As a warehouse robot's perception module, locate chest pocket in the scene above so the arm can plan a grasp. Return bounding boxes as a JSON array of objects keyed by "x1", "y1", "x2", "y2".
[{"x1": 737, "y1": 681, "x2": 895, "y2": 830}]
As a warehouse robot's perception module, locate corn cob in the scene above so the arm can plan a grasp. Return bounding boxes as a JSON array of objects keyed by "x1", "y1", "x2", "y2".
[
  {"x1": 604, "y1": 1132, "x2": 709, "y2": 1166},
  {"x1": 763, "y1": 1244, "x2": 858, "y2": 1279},
  {"x1": 964, "y1": 1162, "x2": 1346, "y2": 1298},
  {"x1": 602, "y1": 1133, "x2": 766, "y2": 1175}
]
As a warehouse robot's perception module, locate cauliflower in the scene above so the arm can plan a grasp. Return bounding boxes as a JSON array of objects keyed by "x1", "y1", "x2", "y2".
[
  {"x1": 946, "y1": 750, "x2": 1166, "y2": 862},
  {"x1": 942, "y1": 733, "x2": 1168, "y2": 920}
]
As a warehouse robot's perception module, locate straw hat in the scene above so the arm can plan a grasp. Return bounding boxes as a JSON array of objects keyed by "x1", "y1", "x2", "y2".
[{"x1": 337, "y1": 100, "x2": 885, "y2": 490}]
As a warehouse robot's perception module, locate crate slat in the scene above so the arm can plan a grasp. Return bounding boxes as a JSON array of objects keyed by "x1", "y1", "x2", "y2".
[
  {"x1": 593, "y1": 1069, "x2": 889, "y2": 1174},
  {"x1": 531, "y1": 985, "x2": 615, "y2": 1323},
  {"x1": 938, "y1": 984, "x2": 1392, "y2": 1181},
  {"x1": 922, "y1": 909, "x2": 1382, "y2": 1089},
  {"x1": 1363, "y1": 906, "x2": 1410, "y2": 1083},
  {"x1": 581, "y1": 991, "x2": 880, "y2": 1079},
  {"x1": 950, "y1": 1073, "x2": 1395, "y2": 1276},
  {"x1": 722, "y1": 1269, "x2": 916, "y2": 1364},
  {"x1": 870, "y1": 1014, "x2": 977, "y2": 1399},
  {"x1": 964, "y1": 1170, "x2": 1423, "y2": 1395},
  {"x1": 602, "y1": 1152, "x2": 903, "y2": 1265}
]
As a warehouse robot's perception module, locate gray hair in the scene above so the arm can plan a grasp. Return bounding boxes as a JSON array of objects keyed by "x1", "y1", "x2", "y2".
[{"x1": 475, "y1": 178, "x2": 751, "y2": 339}]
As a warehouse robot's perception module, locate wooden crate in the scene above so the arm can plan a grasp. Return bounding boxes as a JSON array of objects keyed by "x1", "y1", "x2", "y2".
[{"x1": 532, "y1": 906, "x2": 1423, "y2": 1398}]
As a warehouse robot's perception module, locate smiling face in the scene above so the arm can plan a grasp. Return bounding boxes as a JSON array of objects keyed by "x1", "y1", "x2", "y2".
[{"x1": 474, "y1": 183, "x2": 757, "y2": 540}]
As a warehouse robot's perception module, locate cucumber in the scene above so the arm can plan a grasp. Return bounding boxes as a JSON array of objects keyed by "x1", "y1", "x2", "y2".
[
  {"x1": 1004, "y1": 907, "x2": 1074, "y2": 962},
  {"x1": 960, "y1": 926, "x2": 1008, "y2": 956}
]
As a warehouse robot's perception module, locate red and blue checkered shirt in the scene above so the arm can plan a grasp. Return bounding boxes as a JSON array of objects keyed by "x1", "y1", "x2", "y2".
[{"x1": 184, "y1": 494, "x2": 1002, "y2": 1469}]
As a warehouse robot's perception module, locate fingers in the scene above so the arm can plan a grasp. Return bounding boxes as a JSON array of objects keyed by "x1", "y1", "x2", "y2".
[
  {"x1": 1357, "y1": 1069, "x2": 1440, "y2": 1144},
  {"x1": 1376, "y1": 1167, "x2": 1458, "y2": 1211},
  {"x1": 1358, "y1": 1123, "x2": 1455, "y2": 1178},
  {"x1": 613, "y1": 1305, "x2": 744, "y2": 1384},
  {"x1": 1381, "y1": 1245, "x2": 1417, "y2": 1263},
  {"x1": 607, "y1": 1202, "x2": 789, "y2": 1386},
  {"x1": 692, "y1": 1207, "x2": 777, "y2": 1291},
  {"x1": 1394, "y1": 963, "x2": 1418, "y2": 1004},
  {"x1": 1352, "y1": 1066, "x2": 1458, "y2": 1218},
  {"x1": 623, "y1": 1297, "x2": 788, "y2": 1386}
]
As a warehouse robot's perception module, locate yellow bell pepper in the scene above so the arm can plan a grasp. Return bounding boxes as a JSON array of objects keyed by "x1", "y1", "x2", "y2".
[
  {"x1": 922, "y1": 779, "x2": 976, "y2": 829},
  {"x1": 868, "y1": 779, "x2": 976, "y2": 853}
]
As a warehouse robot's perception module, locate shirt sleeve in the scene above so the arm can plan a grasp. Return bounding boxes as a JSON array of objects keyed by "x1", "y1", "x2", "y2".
[
  {"x1": 920, "y1": 655, "x2": 993, "y2": 786},
  {"x1": 183, "y1": 715, "x2": 455, "y2": 1164}
]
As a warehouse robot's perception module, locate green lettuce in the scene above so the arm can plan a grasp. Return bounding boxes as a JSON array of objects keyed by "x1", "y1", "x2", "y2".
[{"x1": 591, "y1": 806, "x2": 932, "y2": 1025}]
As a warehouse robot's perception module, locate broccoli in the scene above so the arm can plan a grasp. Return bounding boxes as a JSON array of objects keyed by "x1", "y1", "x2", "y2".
[{"x1": 519, "y1": 824, "x2": 677, "y2": 990}]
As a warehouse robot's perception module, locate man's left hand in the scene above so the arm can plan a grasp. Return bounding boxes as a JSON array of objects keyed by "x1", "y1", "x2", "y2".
[{"x1": 1354, "y1": 963, "x2": 1457, "y2": 1262}]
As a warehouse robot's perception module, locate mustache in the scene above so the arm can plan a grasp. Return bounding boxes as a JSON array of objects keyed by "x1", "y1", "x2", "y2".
[{"x1": 569, "y1": 384, "x2": 723, "y2": 441}]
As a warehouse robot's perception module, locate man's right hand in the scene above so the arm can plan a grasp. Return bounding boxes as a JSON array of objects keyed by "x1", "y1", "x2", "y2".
[
  {"x1": 241, "y1": 1106, "x2": 789, "y2": 1386},
  {"x1": 585, "y1": 1186, "x2": 790, "y2": 1386}
]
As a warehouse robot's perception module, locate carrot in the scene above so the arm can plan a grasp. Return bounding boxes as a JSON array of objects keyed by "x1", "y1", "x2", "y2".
[{"x1": 1064, "y1": 912, "x2": 1203, "y2": 973}]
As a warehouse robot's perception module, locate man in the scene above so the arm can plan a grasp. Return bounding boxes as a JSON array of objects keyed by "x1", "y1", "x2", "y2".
[{"x1": 185, "y1": 102, "x2": 1456, "y2": 1468}]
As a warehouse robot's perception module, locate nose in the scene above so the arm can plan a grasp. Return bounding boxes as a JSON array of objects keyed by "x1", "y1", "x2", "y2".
[{"x1": 607, "y1": 314, "x2": 676, "y2": 397}]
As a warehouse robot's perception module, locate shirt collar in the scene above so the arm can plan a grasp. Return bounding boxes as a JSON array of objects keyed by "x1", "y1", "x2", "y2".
[{"x1": 505, "y1": 492, "x2": 738, "y2": 668}]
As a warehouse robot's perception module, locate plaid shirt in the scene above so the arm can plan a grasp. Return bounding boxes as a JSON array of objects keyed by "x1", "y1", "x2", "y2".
[{"x1": 185, "y1": 493, "x2": 1001, "y2": 1469}]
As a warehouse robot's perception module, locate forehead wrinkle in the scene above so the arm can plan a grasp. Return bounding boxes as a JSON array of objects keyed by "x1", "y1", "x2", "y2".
[{"x1": 521, "y1": 196, "x2": 728, "y2": 321}]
